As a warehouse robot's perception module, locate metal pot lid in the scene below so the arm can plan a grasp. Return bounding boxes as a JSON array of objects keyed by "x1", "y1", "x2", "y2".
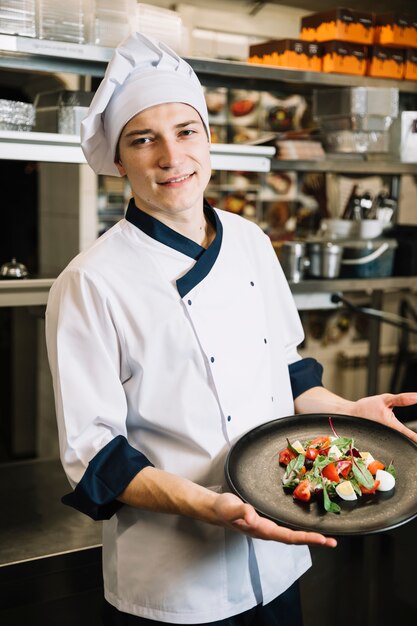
[{"x1": 0, "y1": 257, "x2": 29, "y2": 279}]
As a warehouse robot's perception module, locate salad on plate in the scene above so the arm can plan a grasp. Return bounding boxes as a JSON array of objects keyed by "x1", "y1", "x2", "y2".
[{"x1": 279, "y1": 417, "x2": 396, "y2": 514}]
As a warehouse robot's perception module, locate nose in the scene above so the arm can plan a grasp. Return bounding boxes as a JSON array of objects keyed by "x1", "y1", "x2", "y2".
[{"x1": 157, "y1": 137, "x2": 185, "y2": 169}]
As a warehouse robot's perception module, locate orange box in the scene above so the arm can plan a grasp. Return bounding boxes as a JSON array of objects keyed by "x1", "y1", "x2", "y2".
[
  {"x1": 367, "y1": 45, "x2": 405, "y2": 79},
  {"x1": 249, "y1": 39, "x2": 322, "y2": 72},
  {"x1": 404, "y1": 48, "x2": 417, "y2": 80},
  {"x1": 322, "y1": 41, "x2": 368, "y2": 75},
  {"x1": 374, "y1": 13, "x2": 417, "y2": 48},
  {"x1": 300, "y1": 8, "x2": 374, "y2": 45}
]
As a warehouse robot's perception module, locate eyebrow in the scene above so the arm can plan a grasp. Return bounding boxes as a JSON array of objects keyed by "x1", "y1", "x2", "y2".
[{"x1": 123, "y1": 119, "x2": 200, "y2": 138}]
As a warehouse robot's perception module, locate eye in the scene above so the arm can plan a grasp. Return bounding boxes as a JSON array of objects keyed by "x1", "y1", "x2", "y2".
[
  {"x1": 130, "y1": 136, "x2": 152, "y2": 146},
  {"x1": 179, "y1": 129, "x2": 196, "y2": 137}
]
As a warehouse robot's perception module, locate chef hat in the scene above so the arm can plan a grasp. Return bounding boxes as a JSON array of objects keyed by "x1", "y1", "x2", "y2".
[{"x1": 81, "y1": 32, "x2": 210, "y2": 177}]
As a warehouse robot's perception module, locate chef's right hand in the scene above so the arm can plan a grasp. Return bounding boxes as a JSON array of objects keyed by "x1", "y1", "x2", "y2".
[{"x1": 213, "y1": 492, "x2": 337, "y2": 548}]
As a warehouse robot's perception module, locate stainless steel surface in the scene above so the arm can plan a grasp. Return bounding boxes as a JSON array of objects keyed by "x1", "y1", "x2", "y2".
[
  {"x1": 306, "y1": 241, "x2": 344, "y2": 278},
  {"x1": 280, "y1": 241, "x2": 309, "y2": 282},
  {"x1": 271, "y1": 160, "x2": 417, "y2": 174},
  {"x1": 290, "y1": 276, "x2": 417, "y2": 294},
  {"x1": 0, "y1": 459, "x2": 101, "y2": 566}
]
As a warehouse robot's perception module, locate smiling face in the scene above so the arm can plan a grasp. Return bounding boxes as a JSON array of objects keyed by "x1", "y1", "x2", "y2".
[{"x1": 115, "y1": 102, "x2": 212, "y2": 224}]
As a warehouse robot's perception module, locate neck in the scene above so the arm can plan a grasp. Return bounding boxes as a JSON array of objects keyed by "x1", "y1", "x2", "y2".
[{"x1": 132, "y1": 197, "x2": 215, "y2": 248}]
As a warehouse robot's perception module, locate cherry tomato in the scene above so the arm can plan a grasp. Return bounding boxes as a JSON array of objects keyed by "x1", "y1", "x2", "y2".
[
  {"x1": 279, "y1": 447, "x2": 297, "y2": 466},
  {"x1": 322, "y1": 462, "x2": 340, "y2": 483},
  {"x1": 310, "y1": 436, "x2": 331, "y2": 449},
  {"x1": 337, "y1": 460, "x2": 352, "y2": 479},
  {"x1": 305, "y1": 447, "x2": 319, "y2": 461},
  {"x1": 359, "y1": 479, "x2": 380, "y2": 494},
  {"x1": 367, "y1": 460, "x2": 385, "y2": 475},
  {"x1": 293, "y1": 479, "x2": 311, "y2": 502}
]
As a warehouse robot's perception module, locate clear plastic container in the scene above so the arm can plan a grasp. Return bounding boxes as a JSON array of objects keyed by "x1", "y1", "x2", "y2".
[
  {"x1": 36, "y1": 0, "x2": 87, "y2": 44},
  {"x1": 34, "y1": 90, "x2": 94, "y2": 134},
  {"x1": 134, "y1": 3, "x2": 183, "y2": 52},
  {"x1": 89, "y1": 0, "x2": 134, "y2": 47},
  {"x1": 0, "y1": 0, "x2": 36, "y2": 37}
]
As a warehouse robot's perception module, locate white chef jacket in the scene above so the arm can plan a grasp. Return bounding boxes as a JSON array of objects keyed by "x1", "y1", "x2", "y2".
[{"x1": 46, "y1": 201, "x2": 318, "y2": 624}]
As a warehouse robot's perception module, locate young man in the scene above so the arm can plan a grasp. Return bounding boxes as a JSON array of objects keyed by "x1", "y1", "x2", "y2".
[{"x1": 46, "y1": 33, "x2": 417, "y2": 626}]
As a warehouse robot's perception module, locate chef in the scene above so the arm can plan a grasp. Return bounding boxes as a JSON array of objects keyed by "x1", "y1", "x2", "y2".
[{"x1": 45, "y1": 32, "x2": 417, "y2": 626}]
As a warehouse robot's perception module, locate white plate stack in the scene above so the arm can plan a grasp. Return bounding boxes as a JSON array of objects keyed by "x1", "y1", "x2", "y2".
[{"x1": 0, "y1": 0, "x2": 36, "y2": 37}]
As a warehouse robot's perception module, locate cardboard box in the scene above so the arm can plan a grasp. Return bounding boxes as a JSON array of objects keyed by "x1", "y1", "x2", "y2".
[
  {"x1": 300, "y1": 8, "x2": 374, "y2": 45},
  {"x1": 321, "y1": 41, "x2": 368, "y2": 75},
  {"x1": 404, "y1": 48, "x2": 417, "y2": 81},
  {"x1": 249, "y1": 39, "x2": 322, "y2": 72},
  {"x1": 367, "y1": 46, "x2": 405, "y2": 79},
  {"x1": 374, "y1": 12, "x2": 417, "y2": 48}
]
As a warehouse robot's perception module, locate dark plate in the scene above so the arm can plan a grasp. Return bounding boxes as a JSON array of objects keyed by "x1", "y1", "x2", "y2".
[{"x1": 225, "y1": 413, "x2": 417, "y2": 536}]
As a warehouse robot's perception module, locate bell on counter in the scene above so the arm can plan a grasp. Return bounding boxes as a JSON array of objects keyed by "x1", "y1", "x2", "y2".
[{"x1": 0, "y1": 258, "x2": 29, "y2": 279}]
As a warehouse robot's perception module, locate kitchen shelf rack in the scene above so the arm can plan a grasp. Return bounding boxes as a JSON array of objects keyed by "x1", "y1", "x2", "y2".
[
  {"x1": 0, "y1": 131, "x2": 276, "y2": 171},
  {"x1": 1, "y1": 35, "x2": 417, "y2": 93},
  {"x1": 272, "y1": 159, "x2": 417, "y2": 175},
  {"x1": 2, "y1": 276, "x2": 416, "y2": 309}
]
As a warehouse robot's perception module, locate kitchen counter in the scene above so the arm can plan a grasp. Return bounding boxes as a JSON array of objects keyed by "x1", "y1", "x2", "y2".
[{"x1": 0, "y1": 458, "x2": 101, "y2": 567}]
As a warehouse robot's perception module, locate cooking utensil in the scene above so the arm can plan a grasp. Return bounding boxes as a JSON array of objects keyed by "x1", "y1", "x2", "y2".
[
  {"x1": 306, "y1": 241, "x2": 343, "y2": 278},
  {"x1": 0, "y1": 258, "x2": 29, "y2": 279},
  {"x1": 280, "y1": 241, "x2": 310, "y2": 282},
  {"x1": 225, "y1": 413, "x2": 417, "y2": 536}
]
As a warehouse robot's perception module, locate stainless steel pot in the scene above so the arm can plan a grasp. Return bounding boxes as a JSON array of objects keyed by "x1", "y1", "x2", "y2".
[
  {"x1": 306, "y1": 241, "x2": 343, "y2": 278},
  {"x1": 280, "y1": 241, "x2": 310, "y2": 282}
]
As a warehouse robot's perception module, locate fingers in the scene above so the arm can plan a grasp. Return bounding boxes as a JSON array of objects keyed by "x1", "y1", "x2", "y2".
[
  {"x1": 272, "y1": 526, "x2": 337, "y2": 548},
  {"x1": 389, "y1": 417, "x2": 417, "y2": 445},
  {"x1": 389, "y1": 392, "x2": 417, "y2": 408},
  {"x1": 230, "y1": 509, "x2": 337, "y2": 548}
]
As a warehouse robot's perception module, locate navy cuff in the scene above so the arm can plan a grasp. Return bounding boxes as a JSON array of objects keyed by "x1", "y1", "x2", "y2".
[
  {"x1": 62, "y1": 435, "x2": 154, "y2": 521},
  {"x1": 288, "y1": 357, "x2": 324, "y2": 399}
]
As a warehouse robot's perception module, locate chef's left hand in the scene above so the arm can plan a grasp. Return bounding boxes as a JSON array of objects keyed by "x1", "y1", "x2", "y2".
[{"x1": 350, "y1": 392, "x2": 417, "y2": 444}]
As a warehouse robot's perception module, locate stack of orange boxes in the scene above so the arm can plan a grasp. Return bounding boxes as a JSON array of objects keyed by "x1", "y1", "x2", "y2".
[
  {"x1": 248, "y1": 39, "x2": 322, "y2": 72},
  {"x1": 299, "y1": 8, "x2": 373, "y2": 76},
  {"x1": 370, "y1": 13, "x2": 417, "y2": 80},
  {"x1": 247, "y1": 8, "x2": 417, "y2": 81}
]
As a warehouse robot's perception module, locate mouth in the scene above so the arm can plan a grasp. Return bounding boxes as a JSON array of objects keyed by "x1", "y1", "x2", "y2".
[{"x1": 158, "y1": 173, "x2": 194, "y2": 185}]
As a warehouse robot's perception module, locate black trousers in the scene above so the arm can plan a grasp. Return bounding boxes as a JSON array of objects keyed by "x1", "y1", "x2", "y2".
[{"x1": 102, "y1": 580, "x2": 303, "y2": 626}]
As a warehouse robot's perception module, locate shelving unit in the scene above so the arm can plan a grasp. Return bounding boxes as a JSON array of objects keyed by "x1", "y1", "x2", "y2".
[
  {"x1": 0, "y1": 130, "x2": 275, "y2": 171},
  {"x1": 1, "y1": 36, "x2": 417, "y2": 398}
]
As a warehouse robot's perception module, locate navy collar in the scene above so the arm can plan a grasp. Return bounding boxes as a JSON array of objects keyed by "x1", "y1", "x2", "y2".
[{"x1": 125, "y1": 199, "x2": 223, "y2": 297}]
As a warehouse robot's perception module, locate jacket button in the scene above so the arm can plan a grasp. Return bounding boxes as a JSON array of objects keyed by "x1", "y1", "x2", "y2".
[
  {"x1": 227, "y1": 415, "x2": 232, "y2": 422},
  {"x1": 187, "y1": 299, "x2": 192, "y2": 305},
  {"x1": 250, "y1": 281, "x2": 255, "y2": 286},
  {"x1": 210, "y1": 356, "x2": 215, "y2": 363}
]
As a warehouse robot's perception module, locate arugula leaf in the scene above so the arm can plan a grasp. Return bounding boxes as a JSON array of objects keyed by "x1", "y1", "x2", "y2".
[
  {"x1": 386, "y1": 463, "x2": 396, "y2": 479},
  {"x1": 320, "y1": 473, "x2": 341, "y2": 514},
  {"x1": 330, "y1": 437, "x2": 353, "y2": 451},
  {"x1": 282, "y1": 454, "x2": 305, "y2": 486},
  {"x1": 286, "y1": 438, "x2": 301, "y2": 456},
  {"x1": 351, "y1": 458, "x2": 375, "y2": 490},
  {"x1": 350, "y1": 478, "x2": 362, "y2": 497}
]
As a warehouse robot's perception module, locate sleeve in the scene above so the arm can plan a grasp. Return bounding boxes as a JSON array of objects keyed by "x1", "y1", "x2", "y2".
[
  {"x1": 288, "y1": 357, "x2": 324, "y2": 399},
  {"x1": 45, "y1": 268, "x2": 153, "y2": 521}
]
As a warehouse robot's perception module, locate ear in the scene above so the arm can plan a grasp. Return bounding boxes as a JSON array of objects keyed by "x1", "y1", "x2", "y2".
[{"x1": 115, "y1": 159, "x2": 127, "y2": 177}]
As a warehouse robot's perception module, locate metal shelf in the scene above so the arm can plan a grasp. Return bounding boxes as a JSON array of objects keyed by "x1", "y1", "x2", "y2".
[
  {"x1": 272, "y1": 158, "x2": 417, "y2": 175},
  {"x1": 1, "y1": 35, "x2": 417, "y2": 93},
  {"x1": 0, "y1": 131, "x2": 276, "y2": 171},
  {"x1": 0, "y1": 278, "x2": 54, "y2": 307},
  {"x1": 2, "y1": 275, "x2": 416, "y2": 309}
]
